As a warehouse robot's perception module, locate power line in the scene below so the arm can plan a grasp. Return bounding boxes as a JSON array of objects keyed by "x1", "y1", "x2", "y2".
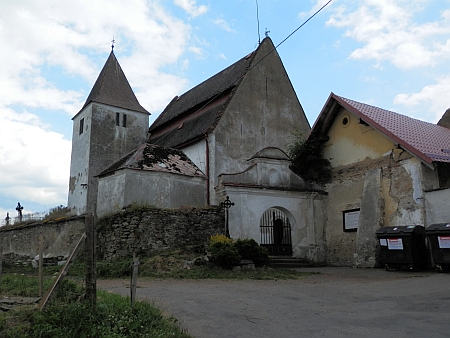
[
  {"x1": 250, "y1": 0, "x2": 333, "y2": 71},
  {"x1": 256, "y1": 0, "x2": 261, "y2": 45}
]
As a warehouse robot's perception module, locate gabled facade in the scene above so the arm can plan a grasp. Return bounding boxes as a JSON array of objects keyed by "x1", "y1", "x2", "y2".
[
  {"x1": 149, "y1": 37, "x2": 310, "y2": 205},
  {"x1": 313, "y1": 93, "x2": 450, "y2": 267}
]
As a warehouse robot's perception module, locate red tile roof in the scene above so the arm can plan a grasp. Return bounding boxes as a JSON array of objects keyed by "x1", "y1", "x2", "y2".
[{"x1": 316, "y1": 93, "x2": 450, "y2": 164}]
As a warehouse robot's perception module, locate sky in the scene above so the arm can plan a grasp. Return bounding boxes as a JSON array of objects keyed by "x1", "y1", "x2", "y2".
[{"x1": 1, "y1": 0, "x2": 450, "y2": 220}]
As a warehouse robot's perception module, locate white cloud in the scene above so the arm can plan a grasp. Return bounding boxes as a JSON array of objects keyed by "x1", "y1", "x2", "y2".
[
  {"x1": 0, "y1": 108, "x2": 71, "y2": 209},
  {"x1": 0, "y1": 0, "x2": 197, "y2": 212},
  {"x1": 214, "y1": 19, "x2": 235, "y2": 33},
  {"x1": 394, "y1": 76, "x2": 450, "y2": 122},
  {"x1": 174, "y1": 0, "x2": 208, "y2": 17},
  {"x1": 188, "y1": 45, "x2": 205, "y2": 57},
  {"x1": 325, "y1": 0, "x2": 450, "y2": 69},
  {"x1": 299, "y1": 0, "x2": 335, "y2": 18}
]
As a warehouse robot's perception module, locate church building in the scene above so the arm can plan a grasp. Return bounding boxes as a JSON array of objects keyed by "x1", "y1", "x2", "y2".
[{"x1": 67, "y1": 37, "x2": 450, "y2": 266}]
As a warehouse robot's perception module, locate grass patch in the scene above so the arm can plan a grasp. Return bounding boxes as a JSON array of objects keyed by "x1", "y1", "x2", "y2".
[
  {"x1": 0, "y1": 278, "x2": 190, "y2": 338},
  {"x1": 0, "y1": 273, "x2": 54, "y2": 297},
  {"x1": 96, "y1": 246, "x2": 315, "y2": 280}
]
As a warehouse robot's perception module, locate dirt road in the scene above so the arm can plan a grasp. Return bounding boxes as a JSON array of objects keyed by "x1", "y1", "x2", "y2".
[{"x1": 98, "y1": 267, "x2": 450, "y2": 338}]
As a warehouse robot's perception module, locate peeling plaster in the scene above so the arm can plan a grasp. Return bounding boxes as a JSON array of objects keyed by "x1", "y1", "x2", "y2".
[{"x1": 402, "y1": 159, "x2": 423, "y2": 203}]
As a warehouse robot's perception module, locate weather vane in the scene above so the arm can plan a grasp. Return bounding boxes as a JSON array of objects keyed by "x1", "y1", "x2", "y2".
[{"x1": 111, "y1": 37, "x2": 115, "y2": 52}]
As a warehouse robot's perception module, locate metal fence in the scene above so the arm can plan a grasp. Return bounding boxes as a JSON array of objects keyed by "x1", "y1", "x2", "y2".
[{"x1": 0, "y1": 211, "x2": 47, "y2": 227}]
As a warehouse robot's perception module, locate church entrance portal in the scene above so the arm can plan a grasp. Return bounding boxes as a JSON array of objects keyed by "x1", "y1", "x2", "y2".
[{"x1": 260, "y1": 208, "x2": 292, "y2": 256}]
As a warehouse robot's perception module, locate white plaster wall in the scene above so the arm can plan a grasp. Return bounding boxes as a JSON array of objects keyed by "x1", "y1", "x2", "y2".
[
  {"x1": 224, "y1": 187, "x2": 324, "y2": 260},
  {"x1": 181, "y1": 140, "x2": 207, "y2": 174},
  {"x1": 68, "y1": 105, "x2": 92, "y2": 215},
  {"x1": 97, "y1": 174, "x2": 126, "y2": 217},
  {"x1": 399, "y1": 158, "x2": 425, "y2": 225},
  {"x1": 425, "y1": 188, "x2": 450, "y2": 225},
  {"x1": 97, "y1": 169, "x2": 206, "y2": 217},
  {"x1": 68, "y1": 103, "x2": 149, "y2": 215}
]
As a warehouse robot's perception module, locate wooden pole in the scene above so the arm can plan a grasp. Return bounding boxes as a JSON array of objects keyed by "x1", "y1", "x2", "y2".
[
  {"x1": 39, "y1": 234, "x2": 43, "y2": 298},
  {"x1": 39, "y1": 233, "x2": 86, "y2": 310},
  {"x1": 130, "y1": 254, "x2": 139, "y2": 309},
  {"x1": 0, "y1": 237, "x2": 3, "y2": 285},
  {"x1": 85, "y1": 215, "x2": 96, "y2": 307}
]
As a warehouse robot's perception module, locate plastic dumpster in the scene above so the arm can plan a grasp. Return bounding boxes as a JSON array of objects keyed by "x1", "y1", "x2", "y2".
[
  {"x1": 426, "y1": 223, "x2": 450, "y2": 271},
  {"x1": 376, "y1": 225, "x2": 427, "y2": 271}
]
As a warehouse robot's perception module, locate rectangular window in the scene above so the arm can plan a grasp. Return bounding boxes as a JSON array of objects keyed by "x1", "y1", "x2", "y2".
[
  {"x1": 343, "y1": 209, "x2": 360, "y2": 232},
  {"x1": 79, "y1": 118, "x2": 84, "y2": 135},
  {"x1": 116, "y1": 113, "x2": 120, "y2": 126},
  {"x1": 122, "y1": 114, "x2": 127, "y2": 127}
]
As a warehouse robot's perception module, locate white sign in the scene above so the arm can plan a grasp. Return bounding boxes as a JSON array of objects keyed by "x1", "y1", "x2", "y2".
[
  {"x1": 379, "y1": 238, "x2": 387, "y2": 246},
  {"x1": 344, "y1": 210, "x2": 360, "y2": 230},
  {"x1": 387, "y1": 238, "x2": 403, "y2": 250},
  {"x1": 438, "y1": 236, "x2": 450, "y2": 249}
]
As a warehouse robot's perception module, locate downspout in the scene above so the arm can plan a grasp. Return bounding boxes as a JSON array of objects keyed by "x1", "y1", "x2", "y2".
[{"x1": 204, "y1": 133, "x2": 210, "y2": 205}]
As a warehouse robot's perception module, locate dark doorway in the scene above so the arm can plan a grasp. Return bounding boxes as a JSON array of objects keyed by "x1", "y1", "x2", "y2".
[{"x1": 260, "y1": 208, "x2": 292, "y2": 256}]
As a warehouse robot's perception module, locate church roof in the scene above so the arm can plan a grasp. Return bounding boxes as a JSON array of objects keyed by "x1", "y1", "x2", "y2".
[
  {"x1": 148, "y1": 38, "x2": 274, "y2": 147},
  {"x1": 313, "y1": 93, "x2": 450, "y2": 164},
  {"x1": 438, "y1": 108, "x2": 450, "y2": 129},
  {"x1": 76, "y1": 52, "x2": 148, "y2": 117},
  {"x1": 98, "y1": 143, "x2": 205, "y2": 178}
]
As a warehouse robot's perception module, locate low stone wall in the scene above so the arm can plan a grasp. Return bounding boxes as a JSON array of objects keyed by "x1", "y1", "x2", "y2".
[
  {"x1": 0, "y1": 216, "x2": 85, "y2": 266},
  {"x1": 97, "y1": 206, "x2": 224, "y2": 260}
]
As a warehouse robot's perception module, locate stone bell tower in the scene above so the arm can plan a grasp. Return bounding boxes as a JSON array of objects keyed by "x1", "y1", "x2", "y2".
[{"x1": 68, "y1": 50, "x2": 149, "y2": 215}]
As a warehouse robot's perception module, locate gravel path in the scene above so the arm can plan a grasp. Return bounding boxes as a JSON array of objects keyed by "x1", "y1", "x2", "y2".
[{"x1": 98, "y1": 267, "x2": 450, "y2": 338}]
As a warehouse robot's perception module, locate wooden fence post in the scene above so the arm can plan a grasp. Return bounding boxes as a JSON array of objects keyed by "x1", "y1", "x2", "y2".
[
  {"x1": 85, "y1": 215, "x2": 96, "y2": 306},
  {"x1": 39, "y1": 234, "x2": 43, "y2": 298},
  {"x1": 130, "y1": 254, "x2": 139, "y2": 308},
  {"x1": 0, "y1": 237, "x2": 3, "y2": 284}
]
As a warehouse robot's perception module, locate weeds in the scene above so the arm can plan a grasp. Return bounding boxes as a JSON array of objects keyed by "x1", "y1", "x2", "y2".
[{"x1": 0, "y1": 278, "x2": 190, "y2": 337}]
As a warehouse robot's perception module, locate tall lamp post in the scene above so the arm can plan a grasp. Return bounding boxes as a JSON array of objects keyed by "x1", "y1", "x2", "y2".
[{"x1": 221, "y1": 196, "x2": 235, "y2": 238}]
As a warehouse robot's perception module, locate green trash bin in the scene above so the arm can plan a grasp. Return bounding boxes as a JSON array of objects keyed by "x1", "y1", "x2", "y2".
[
  {"x1": 376, "y1": 225, "x2": 427, "y2": 271},
  {"x1": 426, "y1": 223, "x2": 450, "y2": 271}
]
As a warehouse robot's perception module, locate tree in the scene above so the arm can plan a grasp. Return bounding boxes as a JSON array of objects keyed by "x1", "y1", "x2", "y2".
[{"x1": 287, "y1": 131, "x2": 332, "y2": 184}]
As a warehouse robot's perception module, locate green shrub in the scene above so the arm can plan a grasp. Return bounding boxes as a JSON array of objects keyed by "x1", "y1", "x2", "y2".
[
  {"x1": 210, "y1": 233, "x2": 233, "y2": 245},
  {"x1": 233, "y1": 239, "x2": 269, "y2": 267},
  {"x1": 208, "y1": 242, "x2": 241, "y2": 269},
  {"x1": 97, "y1": 259, "x2": 133, "y2": 278}
]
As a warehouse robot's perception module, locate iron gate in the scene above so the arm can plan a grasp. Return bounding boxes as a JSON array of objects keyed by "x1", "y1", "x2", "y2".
[{"x1": 260, "y1": 208, "x2": 292, "y2": 256}]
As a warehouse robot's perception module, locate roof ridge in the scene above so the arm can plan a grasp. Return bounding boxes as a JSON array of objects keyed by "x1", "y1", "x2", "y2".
[
  {"x1": 149, "y1": 40, "x2": 271, "y2": 133},
  {"x1": 336, "y1": 95, "x2": 439, "y2": 126},
  {"x1": 331, "y1": 93, "x2": 450, "y2": 164}
]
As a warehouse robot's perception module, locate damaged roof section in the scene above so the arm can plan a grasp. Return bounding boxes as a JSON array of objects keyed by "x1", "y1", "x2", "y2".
[
  {"x1": 98, "y1": 143, "x2": 206, "y2": 178},
  {"x1": 314, "y1": 93, "x2": 450, "y2": 164}
]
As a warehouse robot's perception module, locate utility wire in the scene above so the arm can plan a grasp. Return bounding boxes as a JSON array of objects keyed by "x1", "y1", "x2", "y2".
[
  {"x1": 256, "y1": 0, "x2": 261, "y2": 44},
  {"x1": 152, "y1": 0, "x2": 333, "y2": 145},
  {"x1": 249, "y1": 0, "x2": 333, "y2": 72}
]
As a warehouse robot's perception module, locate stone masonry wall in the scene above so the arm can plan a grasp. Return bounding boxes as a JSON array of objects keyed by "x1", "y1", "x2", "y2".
[{"x1": 96, "y1": 206, "x2": 224, "y2": 260}]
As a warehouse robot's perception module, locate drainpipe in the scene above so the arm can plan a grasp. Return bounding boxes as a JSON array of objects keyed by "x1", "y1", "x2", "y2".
[{"x1": 204, "y1": 133, "x2": 210, "y2": 205}]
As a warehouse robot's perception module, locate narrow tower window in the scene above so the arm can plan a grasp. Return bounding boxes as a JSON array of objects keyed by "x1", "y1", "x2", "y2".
[
  {"x1": 116, "y1": 113, "x2": 120, "y2": 126},
  {"x1": 79, "y1": 118, "x2": 84, "y2": 135},
  {"x1": 122, "y1": 114, "x2": 127, "y2": 127}
]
